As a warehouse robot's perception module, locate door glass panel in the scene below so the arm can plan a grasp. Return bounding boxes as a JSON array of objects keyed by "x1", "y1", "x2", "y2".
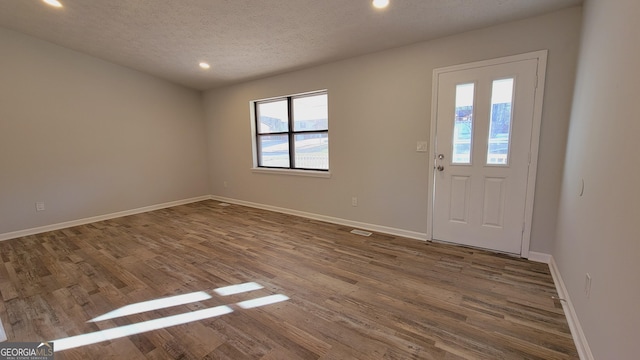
[
  {"x1": 452, "y1": 83, "x2": 474, "y2": 164},
  {"x1": 487, "y1": 78, "x2": 514, "y2": 165}
]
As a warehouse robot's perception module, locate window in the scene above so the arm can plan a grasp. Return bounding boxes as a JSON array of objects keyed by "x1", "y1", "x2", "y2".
[{"x1": 254, "y1": 91, "x2": 328, "y2": 171}]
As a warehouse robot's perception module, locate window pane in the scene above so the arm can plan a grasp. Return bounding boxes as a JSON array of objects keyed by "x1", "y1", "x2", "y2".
[
  {"x1": 259, "y1": 135, "x2": 289, "y2": 167},
  {"x1": 294, "y1": 133, "x2": 328, "y2": 170},
  {"x1": 293, "y1": 94, "x2": 328, "y2": 131},
  {"x1": 487, "y1": 78, "x2": 514, "y2": 165},
  {"x1": 452, "y1": 83, "x2": 474, "y2": 164},
  {"x1": 257, "y1": 100, "x2": 288, "y2": 134}
]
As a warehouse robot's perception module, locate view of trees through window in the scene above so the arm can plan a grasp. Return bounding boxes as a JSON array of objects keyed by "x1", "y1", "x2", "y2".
[{"x1": 255, "y1": 91, "x2": 328, "y2": 170}]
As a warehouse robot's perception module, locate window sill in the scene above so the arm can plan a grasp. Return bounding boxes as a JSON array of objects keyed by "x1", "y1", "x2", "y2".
[{"x1": 251, "y1": 167, "x2": 331, "y2": 178}]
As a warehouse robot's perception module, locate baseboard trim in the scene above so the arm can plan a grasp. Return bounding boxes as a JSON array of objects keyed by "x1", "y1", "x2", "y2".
[
  {"x1": 210, "y1": 195, "x2": 429, "y2": 241},
  {"x1": 0, "y1": 195, "x2": 211, "y2": 242},
  {"x1": 548, "y1": 256, "x2": 594, "y2": 360},
  {"x1": 527, "y1": 251, "x2": 553, "y2": 263}
]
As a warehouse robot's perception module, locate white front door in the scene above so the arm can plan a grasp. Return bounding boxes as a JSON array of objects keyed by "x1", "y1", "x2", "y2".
[{"x1": 431, "y1": 54, "x2": 544, "y2": 255}]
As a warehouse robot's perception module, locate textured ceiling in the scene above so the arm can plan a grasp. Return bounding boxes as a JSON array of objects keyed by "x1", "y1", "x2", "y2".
[{"x1": 0, "y1": 0, "x2": 582, "y2": 90}]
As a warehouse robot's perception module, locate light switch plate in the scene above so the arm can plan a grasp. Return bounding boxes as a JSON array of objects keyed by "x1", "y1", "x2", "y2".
[{"x1": 416, "y1": 141, "x2": 428, "y2": 152}]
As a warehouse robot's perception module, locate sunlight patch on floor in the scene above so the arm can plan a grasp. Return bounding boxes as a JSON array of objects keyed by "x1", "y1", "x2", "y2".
[
  {"x1": 50, "y1": 282, "x2": 288, "y2": 352},
  {"x1": 237, "y1": 294, "x2": 289, "y2": 309},
  {"x1": 89, "y1": 291, "x2": 212, "y2": 322},
  {"x1": 0, "y1": 317, "x2": 7, "y2": 342},
  {"x1": 54, "y1": 305, "x2": 234, "y2": 351},
  {"x1": 213, "y1": 282, "x2": 263, "y2": 296}
]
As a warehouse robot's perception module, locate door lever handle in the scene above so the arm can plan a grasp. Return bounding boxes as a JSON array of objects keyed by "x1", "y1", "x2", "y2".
[{"x1": 436, "y1": 165, "x2": 444, "y2": 172}]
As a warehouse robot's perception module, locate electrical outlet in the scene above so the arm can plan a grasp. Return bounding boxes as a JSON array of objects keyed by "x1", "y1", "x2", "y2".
[
  {"x1": 35, "y1": 202, "x2": 45, "y2": 212},
  {"x1": 584, "y1": 273, "x2": 592, "y2": 298},
  {"x1": 223, "y1": 181, "x2": 228, "y2": 188},
  {"x1": 351, "y1": 197, "x2": 358, "y2": 207}
]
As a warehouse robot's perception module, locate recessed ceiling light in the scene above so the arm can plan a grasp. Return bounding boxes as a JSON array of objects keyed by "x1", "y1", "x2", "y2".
[
  {"x1": 372, "y1": 0, "x2": 389, "y2": 9},
  {"x1": 199, "y1": 62, "x2": 211, "y2": 70},
  {"x1": 43, "y1": 0, "x2": 63, "y2": 8}
]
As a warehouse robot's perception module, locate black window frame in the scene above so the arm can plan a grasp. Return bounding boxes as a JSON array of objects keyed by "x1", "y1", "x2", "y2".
[{"x1": 254, "y1": 91, "x2": 329, "y2": 171}]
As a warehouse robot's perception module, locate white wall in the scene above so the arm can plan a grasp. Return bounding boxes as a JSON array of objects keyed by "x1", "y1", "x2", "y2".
[
  {"x1": 554, "y1": 0, "x2": 640, "y2": 358},
  {"x1": 0, "y1": 28, "x2": 210, "y2": 235},
  {"x1": 203, "y1": 7, "x2": 582, "y2": 253}
]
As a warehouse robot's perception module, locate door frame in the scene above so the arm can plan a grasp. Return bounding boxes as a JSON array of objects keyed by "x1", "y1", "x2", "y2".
[{"x1": 427, "y1": 50, "x2": 548, "y2": 258}]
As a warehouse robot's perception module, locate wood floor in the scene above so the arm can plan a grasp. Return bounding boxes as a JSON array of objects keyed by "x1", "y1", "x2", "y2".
[{"x1": 0, "y1": 200, "x2": 578, "y2": 359}]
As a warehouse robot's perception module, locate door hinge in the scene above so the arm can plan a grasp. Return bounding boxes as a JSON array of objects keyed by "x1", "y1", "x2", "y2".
[{"x1": 522, "y1": 222, "x2": 526, "y2": 234}]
